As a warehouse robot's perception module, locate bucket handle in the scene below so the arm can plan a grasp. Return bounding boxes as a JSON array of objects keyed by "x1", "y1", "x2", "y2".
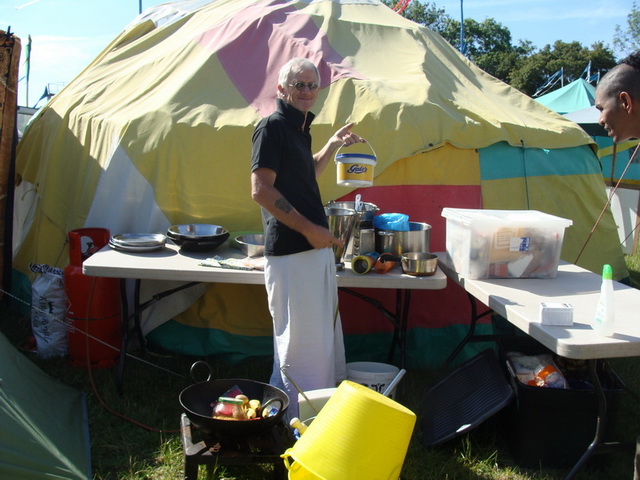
[
  {"x1": 334, "y1": 141, "x2": 377, "y2": 162},
  {"x1": 189, "y1": 360, "x2": 213, "y2": 383}
]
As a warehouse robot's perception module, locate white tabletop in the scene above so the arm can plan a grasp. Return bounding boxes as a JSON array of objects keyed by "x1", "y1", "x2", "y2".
[
  {"x1": 437, "y1": 253, "x2": 640, "y2": 360},
  {"x1": 82, "y1": 243, "x2": 447, "y2": 291}
]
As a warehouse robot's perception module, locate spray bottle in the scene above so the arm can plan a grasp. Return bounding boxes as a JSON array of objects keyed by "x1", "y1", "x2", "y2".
[{"x1": 593, "y1": 264, "x2": 615, "y2": 337}]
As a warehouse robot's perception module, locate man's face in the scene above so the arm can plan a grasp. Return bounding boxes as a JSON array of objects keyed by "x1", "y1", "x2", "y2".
[
  {"x1": 595, "y1": 86, "x2": 634, "y2": 143},
  {"x1": 278, "y1": 67, "x2": 319, "y2": 113}
]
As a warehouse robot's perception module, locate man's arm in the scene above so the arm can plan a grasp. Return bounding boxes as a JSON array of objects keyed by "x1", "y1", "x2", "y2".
[
  {"x1": 251, "y1": 167, "x2": 341, "y2": 249},
  {"x1": 313, "y1": 122, "x2": 366, "y2": 176}
]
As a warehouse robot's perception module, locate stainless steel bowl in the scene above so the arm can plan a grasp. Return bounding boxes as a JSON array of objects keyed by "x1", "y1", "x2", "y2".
[
  {"x1": 167, "y1": 224, "x2": 229, "y2": 252},
  {"x1": 235, "y1": 234, "x2": 265, "y2": 257},
  {"x1": 167, "y1": 224, "x2": 228, "y2": 240}
]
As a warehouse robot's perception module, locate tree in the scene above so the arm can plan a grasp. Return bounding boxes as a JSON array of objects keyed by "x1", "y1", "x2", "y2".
[
  {"x1": 614, "y1": 2, "x2": 640, "y2": 56},
  {"x1": 380, "y1": 0, "x2": 616, "y2": 97},
  {"x1": 380, "y1": 0, "x2": 450, "y2": 33},
  {"x1": 509, "y1": 41, "x2": 615, "y2": 96}
]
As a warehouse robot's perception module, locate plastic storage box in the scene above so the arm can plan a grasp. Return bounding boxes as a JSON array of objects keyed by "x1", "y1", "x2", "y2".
[
  {"x1": 498, "y1": 335, "x2": 624, "y2": 469},
  {"x1": 441, "y1": 208, "x2": 573, "y2": 279}
]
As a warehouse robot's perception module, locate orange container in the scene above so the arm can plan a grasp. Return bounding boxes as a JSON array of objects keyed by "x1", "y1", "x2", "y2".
[{"x1": 64, "y1": 228, "x2": 121, "y2": 368}]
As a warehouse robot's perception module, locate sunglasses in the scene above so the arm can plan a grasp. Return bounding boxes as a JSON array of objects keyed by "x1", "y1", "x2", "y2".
[{"x1": 288, "y1": 81, "x2": 319, "y2": 91}]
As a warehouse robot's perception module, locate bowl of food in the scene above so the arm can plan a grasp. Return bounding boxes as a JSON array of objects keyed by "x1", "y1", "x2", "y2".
[{"x1": 235, "y1": 234, "x2": 265, "y2": 257}]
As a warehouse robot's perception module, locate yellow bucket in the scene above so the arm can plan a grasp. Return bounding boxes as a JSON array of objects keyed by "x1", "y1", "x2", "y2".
[
  {"x1": 335, "y1": 143, "x2": 377, "y2": 187},
  {"x1": 282, "y1": 380, "x2": 416, "y2": 480}
]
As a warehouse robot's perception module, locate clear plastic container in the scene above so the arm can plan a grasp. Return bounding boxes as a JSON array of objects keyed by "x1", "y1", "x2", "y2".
[{"x1": 442, "y1": 208, "x2": 573, "y2": 279}]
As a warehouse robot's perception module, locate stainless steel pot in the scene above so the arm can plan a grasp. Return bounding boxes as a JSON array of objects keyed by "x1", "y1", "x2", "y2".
[
  {"x1": 376, "y1": 222, "x2": 431, "y2": 255},
  {"x1": 325, "y1": 206, "x2": 358, "y2": 267}
]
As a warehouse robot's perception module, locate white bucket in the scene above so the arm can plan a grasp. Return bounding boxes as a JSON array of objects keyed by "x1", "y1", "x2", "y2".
[
  {"x1": 335, "y1": 143, "x2": 377, "y2": 187},
  {"x1": 346, "y1": 361, "x2": 400, "y2": 399},
  {"x1": 298, "y1": 387, "x2": 336, "y2": 424}
]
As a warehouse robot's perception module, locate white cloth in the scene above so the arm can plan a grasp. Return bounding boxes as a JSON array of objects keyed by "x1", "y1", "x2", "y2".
[{"x1": 264, "y1": 247, "x2": 346, "y2": 418}]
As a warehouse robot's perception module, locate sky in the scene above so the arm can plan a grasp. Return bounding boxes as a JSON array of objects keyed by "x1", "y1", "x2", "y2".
[{"x1": 2, "y1": 0, "x2": 636, "y2": 107}]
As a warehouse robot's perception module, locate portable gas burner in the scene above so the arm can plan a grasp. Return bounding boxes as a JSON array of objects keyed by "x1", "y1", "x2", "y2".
[{"x1": 180, "y1": 413, "x2": 291, "y2": 480}]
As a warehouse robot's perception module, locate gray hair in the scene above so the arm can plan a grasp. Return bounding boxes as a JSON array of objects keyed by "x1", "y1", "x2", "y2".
[{"x1": 277, "y1": 58, "x2": 320, "y2": 88}]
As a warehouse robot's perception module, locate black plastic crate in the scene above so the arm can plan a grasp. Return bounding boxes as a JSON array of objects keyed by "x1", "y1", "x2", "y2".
[{"x1": 498, "y1": 335, "x2": 625, "y2": 469}]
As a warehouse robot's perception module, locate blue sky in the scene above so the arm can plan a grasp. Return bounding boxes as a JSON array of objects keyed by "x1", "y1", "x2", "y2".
[{"x1": 3, "y1": 0, "x2": 636, "y2": 107}]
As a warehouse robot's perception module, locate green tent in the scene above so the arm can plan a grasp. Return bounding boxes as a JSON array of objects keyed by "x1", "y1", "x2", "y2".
[
  {"x1": 536, "y1": 79, "x2": 596, "y2": 114},
  {"x1": 0, "y1": 332, "x2": 91, "y2": 479}
]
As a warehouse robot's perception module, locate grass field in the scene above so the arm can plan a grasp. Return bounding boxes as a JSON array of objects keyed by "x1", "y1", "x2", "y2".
[{"x1": 2, "y1": 255, "x2": 640, "y2": 480}]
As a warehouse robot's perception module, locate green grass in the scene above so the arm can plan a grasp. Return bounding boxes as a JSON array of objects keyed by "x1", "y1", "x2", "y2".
[{"x1": 2, "y1": 255, "x2": 640, "y2": 480}]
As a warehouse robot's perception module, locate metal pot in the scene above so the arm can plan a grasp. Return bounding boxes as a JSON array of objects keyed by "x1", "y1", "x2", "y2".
[
  {"x1": 179, "y1": 361, "x2": 289, "y2": 437},
  {"x1": 324, "y1": 200, "x2": 379, "y2": 222},
  {"x1": 324, "y1": 206, "x2": 358, "y2": 266},
  {"x1": 375, "y1": 222, "x2": 431, "y2": 256},
  {"x1": 379, "y1": 252, "x2": 438, "y2": 276}
]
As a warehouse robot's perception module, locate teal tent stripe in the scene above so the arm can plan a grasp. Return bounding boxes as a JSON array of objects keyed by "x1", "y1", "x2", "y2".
[
  {"x1": 479, "y1": 142, "x2": 601, "y2": 180},
  {"x1": 147, "y1": 320, "x2": 494, "y2": 369}
]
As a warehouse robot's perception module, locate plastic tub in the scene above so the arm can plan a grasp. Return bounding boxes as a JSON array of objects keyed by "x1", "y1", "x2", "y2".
[
  {"x1": 335, "y1": 144, "x2": 377, "y2": 187},
  {"x1": 441, "y1": 208, "x2": 572, "y2": 279}
]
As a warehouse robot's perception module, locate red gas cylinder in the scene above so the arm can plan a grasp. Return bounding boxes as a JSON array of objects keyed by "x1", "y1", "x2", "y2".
[{"x1": 64, "y1": 228, "x2": 122, "y2": 368}]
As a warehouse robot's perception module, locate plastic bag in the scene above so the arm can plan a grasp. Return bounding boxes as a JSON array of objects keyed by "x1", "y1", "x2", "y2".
[
  {"x1": 29, "y1": 263, "x2": 68, "y2": 358},
  {"x1": 373, "y1": 213, "x2": 409, "y2": 231},
  {"x1": 506, "y1": 351, "x2": 568, "y2": 389}
]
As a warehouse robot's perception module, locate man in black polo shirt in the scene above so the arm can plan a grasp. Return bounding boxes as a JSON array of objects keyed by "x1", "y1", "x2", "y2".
[{"x1": 251, "y1": 57, "x2": 365, "y2": 417}]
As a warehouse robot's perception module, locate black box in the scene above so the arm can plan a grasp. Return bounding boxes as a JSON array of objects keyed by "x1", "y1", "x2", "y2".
[{"x1": 498, "y1": 335, "x2": 625, "y2": 469}]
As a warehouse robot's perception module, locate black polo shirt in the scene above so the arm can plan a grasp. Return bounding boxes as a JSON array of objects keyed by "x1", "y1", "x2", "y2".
[{"x1": 251, "y1": 99, "x2": 329, "y2": 256}]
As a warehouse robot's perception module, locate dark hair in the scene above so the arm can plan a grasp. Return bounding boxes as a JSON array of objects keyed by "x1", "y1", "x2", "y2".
[{"x1": 599, "y1": 51, "x2": 640, "y2": 99}]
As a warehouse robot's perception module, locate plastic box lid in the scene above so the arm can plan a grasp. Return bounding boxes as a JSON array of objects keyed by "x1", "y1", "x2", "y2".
[
  {"x1": 441, "y1": 208, "x2": 573, "y2": 228},
  {"x1": 420, "y1": 349, "x2": 514, "y2": 447}
]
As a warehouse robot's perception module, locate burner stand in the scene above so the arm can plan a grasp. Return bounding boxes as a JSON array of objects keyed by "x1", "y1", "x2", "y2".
[{"x1": 180, "y1": 413, "x2": 289, "y2": 480}]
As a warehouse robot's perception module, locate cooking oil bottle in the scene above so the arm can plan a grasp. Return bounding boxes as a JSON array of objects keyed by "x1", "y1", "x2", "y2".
[{"x1": 593, "y1": 264, "x2": 615, "y2": 337}]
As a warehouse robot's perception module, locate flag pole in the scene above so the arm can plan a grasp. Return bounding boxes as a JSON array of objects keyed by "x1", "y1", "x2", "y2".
[
  {"x1": 25, "y1": 35, "x2": 31, "y2": 107},
  {"x1": 459, "y1": 0, "x2": 466, "y2": 55}
]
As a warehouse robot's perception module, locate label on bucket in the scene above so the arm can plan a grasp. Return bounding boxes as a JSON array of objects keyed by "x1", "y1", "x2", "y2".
[{"x1": 336, "y1": 154, "x2": 376, "y2": 187}]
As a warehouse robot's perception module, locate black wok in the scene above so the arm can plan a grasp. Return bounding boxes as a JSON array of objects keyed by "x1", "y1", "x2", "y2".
[{"x1": 179, "y1": 361, "x2": 289, "y2": 437}]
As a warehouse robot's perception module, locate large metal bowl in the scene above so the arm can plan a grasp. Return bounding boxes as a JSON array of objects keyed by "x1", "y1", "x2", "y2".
[
  {"x1": 235, "y1": 234, "x2": 265, "y2": 257},
  {"x1": 179, "y1": 362, "x2": 289, "y2": 437},
  {"x1": 167, "y1": 224, "x2": 228, "y2": 239},
  {"x1": 167, "y1": 224, "x2": 229, "y2": 252}
]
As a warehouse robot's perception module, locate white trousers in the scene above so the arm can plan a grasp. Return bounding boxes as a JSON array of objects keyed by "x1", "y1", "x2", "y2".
[{"x1": 264, "y1": 247, "x2": 346, "y2": 418}]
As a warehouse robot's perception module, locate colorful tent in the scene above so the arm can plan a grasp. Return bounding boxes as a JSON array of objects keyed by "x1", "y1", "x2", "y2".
[
  {"x1": 14, "y1": 0, "x2": 626, "y2": 368},
  {"x1": 536, "y1": 78, "x2": 596, "y2": 114}
]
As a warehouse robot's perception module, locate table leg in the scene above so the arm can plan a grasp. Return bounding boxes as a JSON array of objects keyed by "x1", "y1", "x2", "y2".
[
  {"x1": 565, "y1": 360, "x2": 606, "y2": 478},
  {"x1": 339, "y1": 287, "x2": 408, "y2": 368},
  {"x1": 387, "y1": 290, "x2": 411, "y2": 370},
  {"x1": 444, "y1": 292, "x2": 492, "y2": 369},
  {"x1": 116, "y1": 280, "x2": 201, "y2": 394},
  {"x1": 565, "y1": 359, "x2": 635, "y2": 479},
  {"x1": 116, "y1": 279, "x2": 130, "y2": 395}
]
